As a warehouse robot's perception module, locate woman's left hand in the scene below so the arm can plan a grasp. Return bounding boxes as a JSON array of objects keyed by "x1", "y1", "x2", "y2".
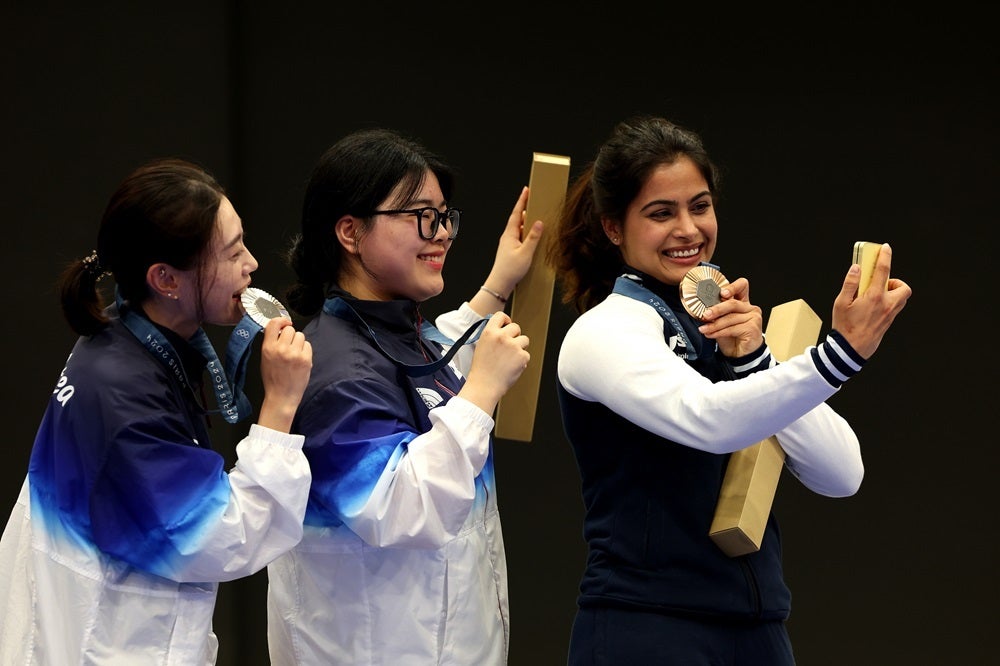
[{"x1": 698, "y1": 276, "x2": 764, "y2": 358}]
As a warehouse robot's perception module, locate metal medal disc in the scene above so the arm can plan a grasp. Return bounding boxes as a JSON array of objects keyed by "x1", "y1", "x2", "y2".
[
  {"x1": 679, "y1": 265, "x2": 730, "y2": 320},
  {"x1": 241, "y1": 287, "x2": 290, "y2": 327}
]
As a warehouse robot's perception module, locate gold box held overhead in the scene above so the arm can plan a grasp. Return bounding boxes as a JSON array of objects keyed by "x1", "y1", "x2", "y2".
[
  {"x1": 709, "y1": 298, "x2": 822, "y2": 557},
  {"x1": 495, "y1": 152, "x2": 570, "y2": 443}
]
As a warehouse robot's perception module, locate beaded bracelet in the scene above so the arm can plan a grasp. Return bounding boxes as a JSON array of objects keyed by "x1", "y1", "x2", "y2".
[{"x1": 479, "y1": 285, "x2": 508, "y2": 303}]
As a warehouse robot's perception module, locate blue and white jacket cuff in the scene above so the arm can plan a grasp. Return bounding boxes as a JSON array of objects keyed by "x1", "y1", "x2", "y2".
[
  {"x1": 726, "y1": 330, "x2": 865, "y2": 389},
  {"x1": 727, "y1": 343, "x2": 771, "y2": 378},
  {"x1": 810, "y1": 330, "x2": 866, "y2": 388}
]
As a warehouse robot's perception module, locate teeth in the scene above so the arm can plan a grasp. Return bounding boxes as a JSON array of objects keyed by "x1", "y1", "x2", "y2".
[{"x1": 666, "y1": 247, "x2": 699, "y2": 258}]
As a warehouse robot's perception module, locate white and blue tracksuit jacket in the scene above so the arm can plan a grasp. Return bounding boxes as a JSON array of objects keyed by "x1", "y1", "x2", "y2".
[
  {"x1": 0, "y1": 311, "x2": 310, "y2": 665},
  {"x1": 266, "y1": 293, "x2": 508, "y2": 666}
]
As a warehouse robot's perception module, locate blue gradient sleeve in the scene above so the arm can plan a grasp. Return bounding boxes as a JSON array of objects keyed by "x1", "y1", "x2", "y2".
[
  {"x1": 89, "y1": 434, "x2": 230, "y2": 577},
  {"x1": 300, "y1": 376, "x2": 421, "y2": 527},
  {"x1": 28, "y1": 415, "x2": 230, "y2": 580}
]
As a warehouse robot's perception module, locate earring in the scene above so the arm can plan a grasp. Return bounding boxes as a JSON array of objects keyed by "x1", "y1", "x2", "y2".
[{"x1": 611, "y1": 236, "x2": 619, "y2": 244}]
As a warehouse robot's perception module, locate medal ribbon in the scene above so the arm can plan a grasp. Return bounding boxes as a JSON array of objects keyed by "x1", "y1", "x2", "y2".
[
  {"x1": 323, "y1": 296, "x2": 486, "y2": 377},
  {"x1": 116, "y1": 292, "x2": 258, "y2": 423},
  {"x1": 612, "y1": 274, "x2": 698, "y2": 360}
]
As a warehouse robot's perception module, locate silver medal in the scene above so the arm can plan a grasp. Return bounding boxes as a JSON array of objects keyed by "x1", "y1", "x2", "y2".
[{"x1": 241, "y1": 287, "x2": 290, "y2": 327}]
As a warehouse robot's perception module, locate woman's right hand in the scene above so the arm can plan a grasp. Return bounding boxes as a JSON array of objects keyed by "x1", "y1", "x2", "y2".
[
  {"x1": 458, "y1": 312, "x2": 530, "y2": 415},
  {"x1": 256, "y1": 317, "x2": 313, "y2": 432},
  {"x1": 699, "y1": 276, "x2": 764, "y2": 358},
  {"x1": 831, "y1": 243, "x2": 912, "y2": 359}
]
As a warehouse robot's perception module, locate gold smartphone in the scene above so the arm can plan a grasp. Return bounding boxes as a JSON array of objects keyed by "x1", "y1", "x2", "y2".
[{"x1": 852, "y1": 241, "x2": 883, "y2": 296}]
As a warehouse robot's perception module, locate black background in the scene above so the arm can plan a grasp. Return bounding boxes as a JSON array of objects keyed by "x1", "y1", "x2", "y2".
[{"x1": 2, "y1": 3, "x2": 995, "y2": 665}]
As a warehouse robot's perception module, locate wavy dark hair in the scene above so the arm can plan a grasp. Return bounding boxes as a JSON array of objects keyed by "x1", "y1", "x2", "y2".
[{"x1": 547, "y1": 115, "x2": 720, "y2": 314}]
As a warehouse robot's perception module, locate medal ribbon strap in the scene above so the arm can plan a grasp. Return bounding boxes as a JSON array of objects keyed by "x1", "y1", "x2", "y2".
[
  {"x1": 117, "y1": 299, "x2": 196, "y2": 391},
  {"x1": 186, "y1": 327, "x2": 253, "y2": 424},
  {"x1": 223, "y1": 314, "x2": 262, "y2": 420},
  {"x1": 323, "y1": 297, "x2": 486, "y2": 377},
  {"x1": 116, "y1": 292, "x2": 256, "y2": 424},
  {"x1": 612, "y1": 274, "x2": 698, "y2": 360}
]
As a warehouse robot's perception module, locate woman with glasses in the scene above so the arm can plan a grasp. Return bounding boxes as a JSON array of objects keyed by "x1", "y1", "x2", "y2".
[{"x1": 266, "y1": 128, "x2": 544, "y2": 665}]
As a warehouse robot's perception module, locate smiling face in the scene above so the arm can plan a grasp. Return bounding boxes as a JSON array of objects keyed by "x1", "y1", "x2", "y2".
[
  {"x1": 340, "y1": 169, "x2": 453, "y2": 302},
  {"x1": 606, "y1": 156, "x2": 717, "y2": 287},
  {"x1": 195, "y1": 196, "x2": 259, "y2": 326}
]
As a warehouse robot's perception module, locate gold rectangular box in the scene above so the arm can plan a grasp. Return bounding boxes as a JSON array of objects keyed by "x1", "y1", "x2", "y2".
[
  {"x1": 710, "y1": 435, "x2": 785, "y2": 557},
  {"x1": 495, "y1": 152, "x2": 571, "y2": 442},
  {"x1": 709, "y1": 298, "x2": 821, "y2": 556}
]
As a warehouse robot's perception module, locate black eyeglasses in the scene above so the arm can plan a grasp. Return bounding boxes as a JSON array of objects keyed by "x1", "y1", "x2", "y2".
[{"x1": 370, "y1": 207, "x2": 462, "y2": 240}]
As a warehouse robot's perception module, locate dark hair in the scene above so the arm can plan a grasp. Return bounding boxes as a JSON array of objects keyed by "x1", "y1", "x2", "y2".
[
  {"x1": 285, "y1": 128, "x2": 455, "y2": 316},
  {"x1": 59, "y1": 158, "x2": 225, "y2": 336},
  {"x1": 547, "y1": 115, "x2": 720, "y2": 314}
]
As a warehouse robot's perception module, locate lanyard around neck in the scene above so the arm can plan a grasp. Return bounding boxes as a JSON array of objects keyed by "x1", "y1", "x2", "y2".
[
  {"x1": 323, "y1": 296, "x2": 486, "y2": 377},
  {"x1": 612, "y1": 274, "x2": 699, "y2": 361},
  {"x1": 116, "y1": 293, "x2": 257, "y2": 423}
]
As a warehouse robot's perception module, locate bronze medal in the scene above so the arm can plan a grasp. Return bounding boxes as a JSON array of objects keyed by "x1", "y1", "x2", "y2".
[{"x1": 680, "y1": 265, "x2": 730, "y2": 320}]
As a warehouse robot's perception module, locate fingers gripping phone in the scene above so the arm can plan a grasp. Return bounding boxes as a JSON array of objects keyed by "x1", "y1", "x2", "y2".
[{"x1": 853, "y1": 241, "x2": 886, "y2": 296}]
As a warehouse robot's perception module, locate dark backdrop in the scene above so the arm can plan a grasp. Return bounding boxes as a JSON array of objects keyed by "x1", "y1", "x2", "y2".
[{"x1": 2, "y1": 3, "x2": 995, "y2": 665}]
